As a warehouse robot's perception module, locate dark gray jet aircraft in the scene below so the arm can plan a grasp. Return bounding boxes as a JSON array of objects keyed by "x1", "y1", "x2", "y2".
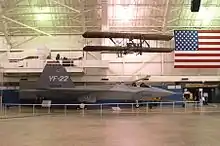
[{"x1": 19, "y1": 61, "x2": 174, "y2": 104}]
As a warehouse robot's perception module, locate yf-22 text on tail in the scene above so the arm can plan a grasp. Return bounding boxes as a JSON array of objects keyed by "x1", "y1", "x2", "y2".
[{"x1": 49, "y1": 76, "x2": 69, "y2": 82}]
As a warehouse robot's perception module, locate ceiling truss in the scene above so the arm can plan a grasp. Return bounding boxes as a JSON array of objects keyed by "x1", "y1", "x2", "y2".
[{"x1": 0, "y1": 0, "x2": 218, "y2": 38}]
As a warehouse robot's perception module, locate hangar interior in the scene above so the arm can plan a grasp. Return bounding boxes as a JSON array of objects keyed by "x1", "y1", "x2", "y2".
[{"x1": 0, "y1": 0, "x2": 220, "y2": 103}]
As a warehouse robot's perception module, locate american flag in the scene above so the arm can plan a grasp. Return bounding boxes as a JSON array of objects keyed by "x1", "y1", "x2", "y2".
[{"x1": 174, "y1": 30, "x2": 220, "y2": 68}]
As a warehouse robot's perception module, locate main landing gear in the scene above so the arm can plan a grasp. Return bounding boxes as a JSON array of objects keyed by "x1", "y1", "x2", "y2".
[{"x1": 77, "y1": 103, "x2": 87, "y2": 110}]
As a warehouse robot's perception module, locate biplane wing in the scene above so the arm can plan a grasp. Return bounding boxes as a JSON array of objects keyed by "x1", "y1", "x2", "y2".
[
  {"x1": 82, "y1": 31, "x2": 173, "y2": 41},
  {"x1": 83, "y1": 46, "x2": 174, "y2": 52}
]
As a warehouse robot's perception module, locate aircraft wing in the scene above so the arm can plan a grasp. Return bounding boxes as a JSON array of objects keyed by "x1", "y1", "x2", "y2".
[
  {"x1": 46, "y1": 85, "x2": 140, "y2": 93},
  {"x1": 20, "y1": 85, "x2": 175, "y2": 100},
  {"x1": 82, "y1": 31, "x2": 173, "y2": 41},
  {"x1": 46, "y1": 85, "x2": 174, "y2": 98},
  {"x1": 83, "y1": 46, "x2": 174, "y2": 52},
  {"x1": 20, "y1": 85, "x2": 139, "y2": 93}
]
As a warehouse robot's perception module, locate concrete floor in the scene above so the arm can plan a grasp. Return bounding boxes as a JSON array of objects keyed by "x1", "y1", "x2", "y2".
[{"x1": 0, "y1": 113, "x2": 220, "y2": 146}]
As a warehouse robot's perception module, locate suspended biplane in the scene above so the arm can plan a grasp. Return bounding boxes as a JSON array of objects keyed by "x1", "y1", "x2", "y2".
[{"x1": 82, "y1": 31, "x2": 174, "y2": 57}]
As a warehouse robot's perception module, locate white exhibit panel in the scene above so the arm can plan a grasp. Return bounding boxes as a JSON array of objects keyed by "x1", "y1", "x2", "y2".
[
  {"x1": 145, "y1": 75, "x2": 220, "y2": 82},
  {"x1": 102, "y1": 53, "x2": 162, "y2": 63},
  {"x1": 82, "y1": 60, "x2": 109, "y2": 68},
  {"x1": 107, "y1": 63, "x2": 124, "y2": 75},
  {"x1": 86, "y1": 38, "x2": 102, "y2": 46},
  {"x1": 0, "y1": 37, "x2": 7, "y2": 51},
  {"x1": 123, "y1": 63, "x2": 162, "y2": 75},
  {"x1": 163, "y1": 52, "x2": 174, "y2": 63},
  {"x1": 86, "y1": 52, "x2": 102, "y2": 60},
  {"x1": 163, "y1": 64, "x2": 220, "y2": 75},
  {"x1": 0, "y1": 52, "x2": 8, "y2": 63},
  {"x1": 84, "y1": 68, "x2": 107, "y2": 76},
  {"x1": 104, "y1": 52, "x2": 163, "y2": 76}
]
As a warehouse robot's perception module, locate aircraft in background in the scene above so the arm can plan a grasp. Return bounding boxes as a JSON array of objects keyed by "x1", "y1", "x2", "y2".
[
  {"x1": 19, "y1": 61, "x2": 175, "y2": 107},
  {"x1": 82, "y1": 31, "x2": 174, "y2": 57}
]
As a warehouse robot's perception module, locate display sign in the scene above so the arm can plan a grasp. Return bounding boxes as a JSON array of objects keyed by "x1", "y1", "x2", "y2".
[
  {"x1": 185, "y1": 84, "x2": 217, "y2": 88},
  {"x1": 41, "y1": 100, "x2": 51, "y2": 108},
  {"x1": 0, "y1": 86, "x2": 19, "y2": 89}
]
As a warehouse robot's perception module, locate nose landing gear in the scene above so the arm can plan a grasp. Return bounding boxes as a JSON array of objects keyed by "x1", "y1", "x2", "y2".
[{"x1": 77, "y1": 103, "x2": 87, "y2": 110}]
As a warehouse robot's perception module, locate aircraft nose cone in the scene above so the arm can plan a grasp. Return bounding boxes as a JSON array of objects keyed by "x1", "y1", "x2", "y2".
[
  {"x1": 163, "y1": 90, "x2": 175, "y2": 96},
  {"x1": 154, "y1": 88, "x2": 175, "y2": 97}
]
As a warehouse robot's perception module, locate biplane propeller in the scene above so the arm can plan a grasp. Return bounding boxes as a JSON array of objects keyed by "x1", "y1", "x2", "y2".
[{"x1": 82, "y1": 31, "x2": 174, "y2": 57}]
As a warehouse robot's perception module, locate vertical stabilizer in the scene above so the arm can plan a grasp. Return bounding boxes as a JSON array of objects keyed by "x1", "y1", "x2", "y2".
[{"x1": 36, "y1": 61, "x2": 74, "y2": 89}]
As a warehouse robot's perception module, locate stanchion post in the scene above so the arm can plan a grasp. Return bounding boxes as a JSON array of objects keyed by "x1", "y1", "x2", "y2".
[
  {"x1": 0, "y1": 66, "x2": 3, "y2": 114},
  {"x1": 0, "y1": 96, "x2": 2, "y2": 113},
  {"x1": 48, "y1": 106, "x2": 51, "y2": 114},
  {"x1": 146, "y1": 102, "x2": 149, "y2": 112},
  {"x1": 18, "y1": 104, "x2": 21, "y2": 113},
  {"x1": 200, "y1": 101, "x2": 203, "y2": 112},
  {"x1": 4, "y1": 104, "x2": 6, "y2": 116},
  {"x1": 64, "y1": 105, "x2": 67, "y2": 116},
  {"x1": 82, "y1": 106, "x2": 85, "y2": 116},
  {"x1": 32, "y1": 104, "x2": 35, "y2": 116},
  {"x1": 100, "y1": 104, "x2": 103, "y2": 115},
  {"x1": 160, "y1": 102, "x2": 162, "y2": 112},
  {"x1": 131, "y1": 103, "x2": 134, "y2": 112},
  {"x1": 172, "y1": 102, "x2": 175, "y2": 112}
]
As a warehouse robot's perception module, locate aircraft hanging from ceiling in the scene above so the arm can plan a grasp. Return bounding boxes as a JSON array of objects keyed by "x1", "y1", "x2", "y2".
[{"x1": 82, "y1": 31, "x2": 174, "y2": 57}]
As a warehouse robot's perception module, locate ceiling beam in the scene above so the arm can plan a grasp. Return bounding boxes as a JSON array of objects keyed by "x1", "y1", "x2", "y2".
[
  {"x1": 2, "y1": 15, "x2": 52, "y2": 36},
  {"x1": 8, "y1": 26, "x2": 101, "y2": 29},
  {"x1": 51, "y1": 0, "x2": 80, "y2": 13},
  {"x1": 162, "y1": 0, "x2": 171, "y2": 32},
  {"x1": 1, "y1": 19, "x2": 12, "y2": 49}
]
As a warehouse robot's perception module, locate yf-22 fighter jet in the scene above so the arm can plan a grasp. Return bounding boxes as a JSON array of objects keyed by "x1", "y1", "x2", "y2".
[{"x1": 19, "y1": 61, "x2": 174, "y2": 104}]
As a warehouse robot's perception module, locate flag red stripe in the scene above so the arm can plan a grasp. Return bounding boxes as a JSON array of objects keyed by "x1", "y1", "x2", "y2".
[
  {"x1": 174, "y1": 65, "x2": 220, "y2": 68},
  {"x1": 198, "y1": 48, "x2": 220, "y2": 51},
  {"x1": 175, "y1": 59, "x2": 220, "y2": 62},
  {"x1": 198, "y1": 30, "x2": 220, "y2": 33},
  {"x1": 198, "y1": 36, "x2": 220, "y2": 39},
  {"x1": 175, "y1": 53, "x2": 220, "y2": 57},
  {"x1": 199, "y1": 42, "x2": 220, "y2": 45}
]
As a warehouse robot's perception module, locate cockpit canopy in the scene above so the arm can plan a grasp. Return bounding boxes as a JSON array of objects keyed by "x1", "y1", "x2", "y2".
[{"x1": 132, "y1": 82, "x2": 151, "y2": 88}]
